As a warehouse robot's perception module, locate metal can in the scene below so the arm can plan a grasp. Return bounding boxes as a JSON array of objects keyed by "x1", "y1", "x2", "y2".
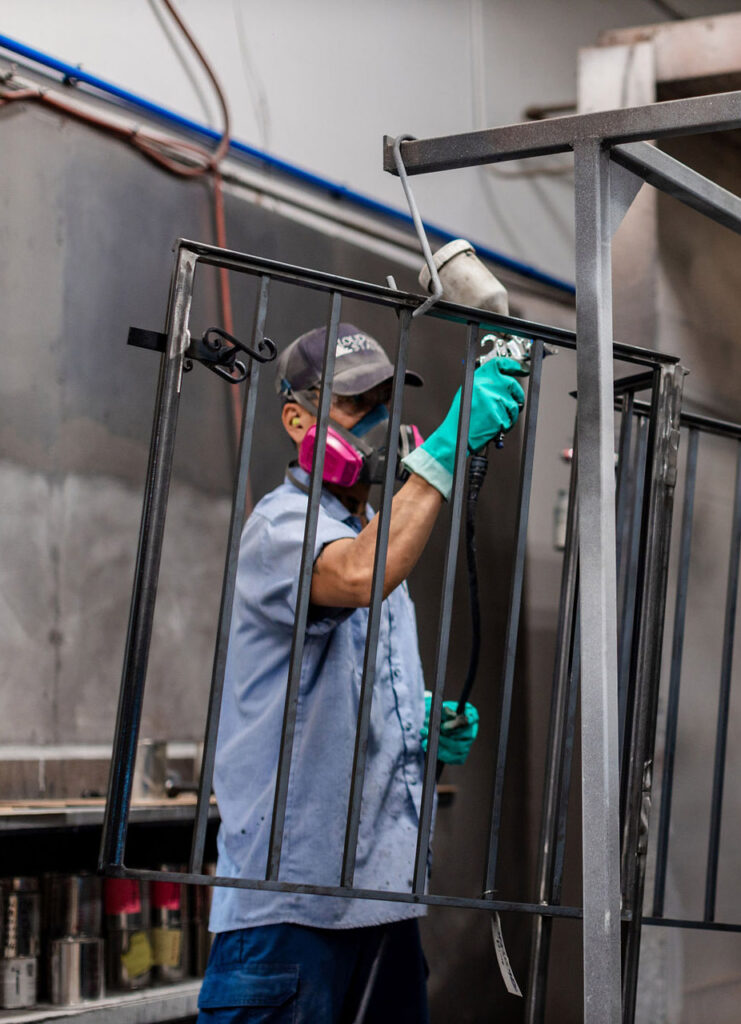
[
  {"x1": 105, "y1": 929, "x2": 153, "y2": 992},
  {"x1": 0, "y1": 957, "x2": 37, "y2": 1009},
  {"x1": 151, "y1": 876, "x2": 188, "y2": 982},
  {"x1": 131, "y1": 739, "x2": 168, "y2": 800},
  {"x1": 104, "y1": 878, "x2": 152, "y2": 991},
  {"x1": 190, "y1": 876, "x2": 213, "y2": 977},
  {"x1": 50, "y1": 937, "x2": 104, "y2": 1004},
  {"x1": 43, "y1": 873, "x2": 102, "y2": 939},
  {"x1": 103, "y1": 877, "x2": 149, "y2": 932},
  {"x1": 1, "y1": 878, "x2": 40, "y2": 958}
]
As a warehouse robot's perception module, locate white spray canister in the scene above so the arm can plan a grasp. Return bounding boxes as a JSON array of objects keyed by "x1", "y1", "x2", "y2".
[{"x1": 418, "y1": 239, "x2": 509, "y2": 316}]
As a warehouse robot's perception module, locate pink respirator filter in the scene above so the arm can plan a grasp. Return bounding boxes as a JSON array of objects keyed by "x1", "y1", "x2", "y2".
[{"x1": 298, "y1": 425, "x2": 364, "y2": 487}]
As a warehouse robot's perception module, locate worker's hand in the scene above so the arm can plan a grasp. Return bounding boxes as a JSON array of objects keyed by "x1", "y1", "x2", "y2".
[
  {"x1": 401, "y1": 357, "x2": 526, "y2": 500},
  {"x1": 420, "y1": 691, "x2": 480, "y2": 765}
]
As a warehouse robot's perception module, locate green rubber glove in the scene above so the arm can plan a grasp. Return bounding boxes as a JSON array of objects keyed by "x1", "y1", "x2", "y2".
[
  {"x1": 420, "y1": 691, "x2": 480, "y2": 765},
  {"x1": 402, "y1": 357, "x2": 526, "y2": 500}
]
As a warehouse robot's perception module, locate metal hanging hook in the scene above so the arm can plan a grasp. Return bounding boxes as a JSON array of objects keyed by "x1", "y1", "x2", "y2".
[{"x1": 392, "y1": 134, "x2": 444, "y2": 318}]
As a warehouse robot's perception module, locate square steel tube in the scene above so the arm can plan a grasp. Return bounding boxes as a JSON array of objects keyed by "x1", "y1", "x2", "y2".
[
  {"x1": 611, "y1": 142, "x2": 741, "y2": 237},
  {"x1": 99, "y1": 246, "x2": 196, "y2": 870},
  {"x1": 573, "y1": 139, "x2": 622, "y2": 1024},
  {"x1": 382, "y1": 90, "x2": 741, "y2": 176}
]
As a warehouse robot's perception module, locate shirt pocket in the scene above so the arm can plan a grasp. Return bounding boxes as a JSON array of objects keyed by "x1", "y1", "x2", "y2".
[{"x1": 198, "y1": 964, "x2": 298, "y2": 1023}]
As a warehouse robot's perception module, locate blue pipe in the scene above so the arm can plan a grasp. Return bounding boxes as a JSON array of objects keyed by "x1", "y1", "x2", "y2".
[{"x1": 0, "y1": 32, "x2": 575, "y2": 296}]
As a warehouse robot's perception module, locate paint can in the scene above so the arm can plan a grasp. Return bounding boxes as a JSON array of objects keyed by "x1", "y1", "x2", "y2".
[
  {"x1": 105, "y1": 929, "x2": 153, "y2": 991},
  {"x1": 151, "y1": 873, "x2": 189, "y2": 981},
  {"x1": 43, "y1": 873, "x2": 102, "y2": 939},
  {"x1": 50, "y1": 937, "x2": 104, "y2": 1004},
  {"x1": 104, "y1": 878, "x2": 152, "y2": 991},
  {"x1": 2, "y1": 878, "x2": 40, "y2": 958},
  {"x1": 0, "y1": 957, "x2": 37, "y2": 1009}
]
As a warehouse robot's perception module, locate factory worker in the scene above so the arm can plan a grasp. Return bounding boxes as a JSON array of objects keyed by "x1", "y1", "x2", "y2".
[{"x1": 197, "y1": 324, "x2": 525, "y2": 1023}]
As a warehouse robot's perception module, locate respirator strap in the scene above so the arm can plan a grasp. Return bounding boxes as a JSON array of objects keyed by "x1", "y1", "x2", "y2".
[{"x1": 288, "y1": 388, "x2": 378, "y2": 458}]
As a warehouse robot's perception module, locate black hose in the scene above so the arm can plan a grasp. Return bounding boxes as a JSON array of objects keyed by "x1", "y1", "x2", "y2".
[
  {"x1": 435, "y1": 452, "x2": 489, "y2": 781},
  {"x1": 459, "y1": 453, "x2": 488, "y2": 713}
]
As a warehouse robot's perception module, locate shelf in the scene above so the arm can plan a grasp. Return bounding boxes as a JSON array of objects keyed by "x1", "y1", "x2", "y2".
[
  {"x1": 0, "y1": 799, "x2": 218, "y2": 832},
  {"x1": 0, "y1": 981, "x2": 200, "y2": 1024}
]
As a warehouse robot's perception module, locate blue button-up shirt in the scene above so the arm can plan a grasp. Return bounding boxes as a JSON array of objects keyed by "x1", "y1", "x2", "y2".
[{"x1": 210, "y1": 467, "x2": 429, "y2": 931}]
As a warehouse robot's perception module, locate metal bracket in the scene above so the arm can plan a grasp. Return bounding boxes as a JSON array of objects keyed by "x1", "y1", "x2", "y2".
[{"x1": 128, "y1": 325, "x2": 276, "y2": 383}]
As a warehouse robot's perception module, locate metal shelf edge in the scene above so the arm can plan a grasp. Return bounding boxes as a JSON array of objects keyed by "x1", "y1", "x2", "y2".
[{"x1": 0, "y1": 981, "x2": 201, "y2": 1024}]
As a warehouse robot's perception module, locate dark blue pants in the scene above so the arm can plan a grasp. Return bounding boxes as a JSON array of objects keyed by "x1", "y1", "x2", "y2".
[{"x1": 197, "y1": 918, "x2": 429, "y2": 1023}]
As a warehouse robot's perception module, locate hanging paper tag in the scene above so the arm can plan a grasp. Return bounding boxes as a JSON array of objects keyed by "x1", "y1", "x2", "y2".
[{"x1": 491, "y1": 912, "x2": 522, "y2": 997}]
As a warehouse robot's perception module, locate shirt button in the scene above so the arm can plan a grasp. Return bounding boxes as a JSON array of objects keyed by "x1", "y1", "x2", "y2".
[{"x1": 392, "y1": 667, "x2": 400, "y2": 679}]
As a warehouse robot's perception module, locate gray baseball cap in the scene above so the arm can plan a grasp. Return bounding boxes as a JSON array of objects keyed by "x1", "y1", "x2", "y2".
[{"x1": 275, "y1": 323, "x2": 423, "y2": 397}]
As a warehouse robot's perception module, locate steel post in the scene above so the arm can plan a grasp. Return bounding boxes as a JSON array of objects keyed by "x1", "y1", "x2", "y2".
[
  {"x1": 619, "y1": 365, "x2": 684, "y2": 1022},
  {"x1": 573, "y1": 139, "x2": 622, "y2": 1024},
  {"x1": 652, "y1": 428, "x2": 699, "y2": 917},
  {"x1": 99, "y1": 245, "x2": 196, "y2": 869}
]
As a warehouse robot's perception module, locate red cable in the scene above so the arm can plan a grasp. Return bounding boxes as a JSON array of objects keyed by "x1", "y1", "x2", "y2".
[{"x1": 0, "y1": 0, "x2": 246, "y2": 460}]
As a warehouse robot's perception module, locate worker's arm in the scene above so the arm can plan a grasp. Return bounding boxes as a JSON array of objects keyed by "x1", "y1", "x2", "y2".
[
  {"x1": 311, "y1": 473, "x2": 442, "y2": 607},
  {"x1": 311, "y1": 357, "x2": 526, "y2": 608}
]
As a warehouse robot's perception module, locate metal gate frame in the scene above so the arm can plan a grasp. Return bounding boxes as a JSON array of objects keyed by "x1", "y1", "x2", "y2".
[
  {"x1": 99, "y1": 235, "x2": 684, "y2": 1020},
  {"x1": 382, "y1": 89, "x2": 741, "y2": 1021}
]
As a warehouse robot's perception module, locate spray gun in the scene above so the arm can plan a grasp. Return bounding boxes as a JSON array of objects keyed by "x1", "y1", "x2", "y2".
[
  {"x1": 419, "y1": 238, "x2": 540, "y2": 447},
  {"x1": 417, "y1": 240, "x2": 542, "y2": 756}
]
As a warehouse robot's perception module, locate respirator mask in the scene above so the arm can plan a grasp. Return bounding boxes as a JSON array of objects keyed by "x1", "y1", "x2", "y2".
[
  {"x1": 290, "y1": 389, "x2": 423, "y2": 488},
  {"x1": 276, "y1": 322, "x2": 425, "y2": 487}
]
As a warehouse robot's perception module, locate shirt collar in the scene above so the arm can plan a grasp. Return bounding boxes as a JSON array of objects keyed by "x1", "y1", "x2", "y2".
[{"x1": 285, "y1": 465, "x2": 372, "y2": 526}]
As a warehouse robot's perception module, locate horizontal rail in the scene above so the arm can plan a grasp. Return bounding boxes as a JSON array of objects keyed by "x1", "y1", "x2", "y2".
[
  {"x1": 177, "y1": 239, "x2": 679, "y2": 366},
  {"x1": 643, "y1": 916, "x2": 741, "y2": 934},
  {"x1": 110, "y1": 866, "x2": 587, "y2": 919},
  {"x1": 382, "y1": 91, "x2": 741, "y2": 174},
  {"x1": 632, "y1": 401, "x2": 741, "y2": 440}
]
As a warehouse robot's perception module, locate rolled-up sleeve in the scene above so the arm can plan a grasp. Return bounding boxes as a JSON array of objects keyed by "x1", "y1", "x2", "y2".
[{"x1": 241, "y1": 501, "x2": 356, "y2": 638}]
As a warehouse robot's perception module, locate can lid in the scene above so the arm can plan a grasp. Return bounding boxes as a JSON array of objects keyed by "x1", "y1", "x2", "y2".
[
  {"x1": 151, "y1": 881, "x2": 181, "y2": 911},
  {"x1": 418, "y1": 238, "x2": 474, "y2": 293},
  {"x1": 104, "y1": 878, "x2": 141, "y2": 916}
]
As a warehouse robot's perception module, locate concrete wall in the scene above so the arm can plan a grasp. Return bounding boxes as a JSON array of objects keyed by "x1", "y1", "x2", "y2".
[{"x1": 0, "y1": 94, "x2": 573, "y2": 1020}]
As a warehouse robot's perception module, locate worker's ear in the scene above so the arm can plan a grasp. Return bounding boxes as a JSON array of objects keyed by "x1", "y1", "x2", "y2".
[{"x1": 282, "y1": 402, "x2": 314, "y2": 444}]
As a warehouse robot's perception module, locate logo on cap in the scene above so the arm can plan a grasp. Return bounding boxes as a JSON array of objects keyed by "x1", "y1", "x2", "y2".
[{"x1": 335, "y1": 333, "x2": 375, "y2": 357}]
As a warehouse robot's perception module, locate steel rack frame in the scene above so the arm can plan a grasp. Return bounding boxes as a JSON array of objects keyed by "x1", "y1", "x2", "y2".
[{"x1": 380, "y1": 88, "x2": 741, "y2": 1022}]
